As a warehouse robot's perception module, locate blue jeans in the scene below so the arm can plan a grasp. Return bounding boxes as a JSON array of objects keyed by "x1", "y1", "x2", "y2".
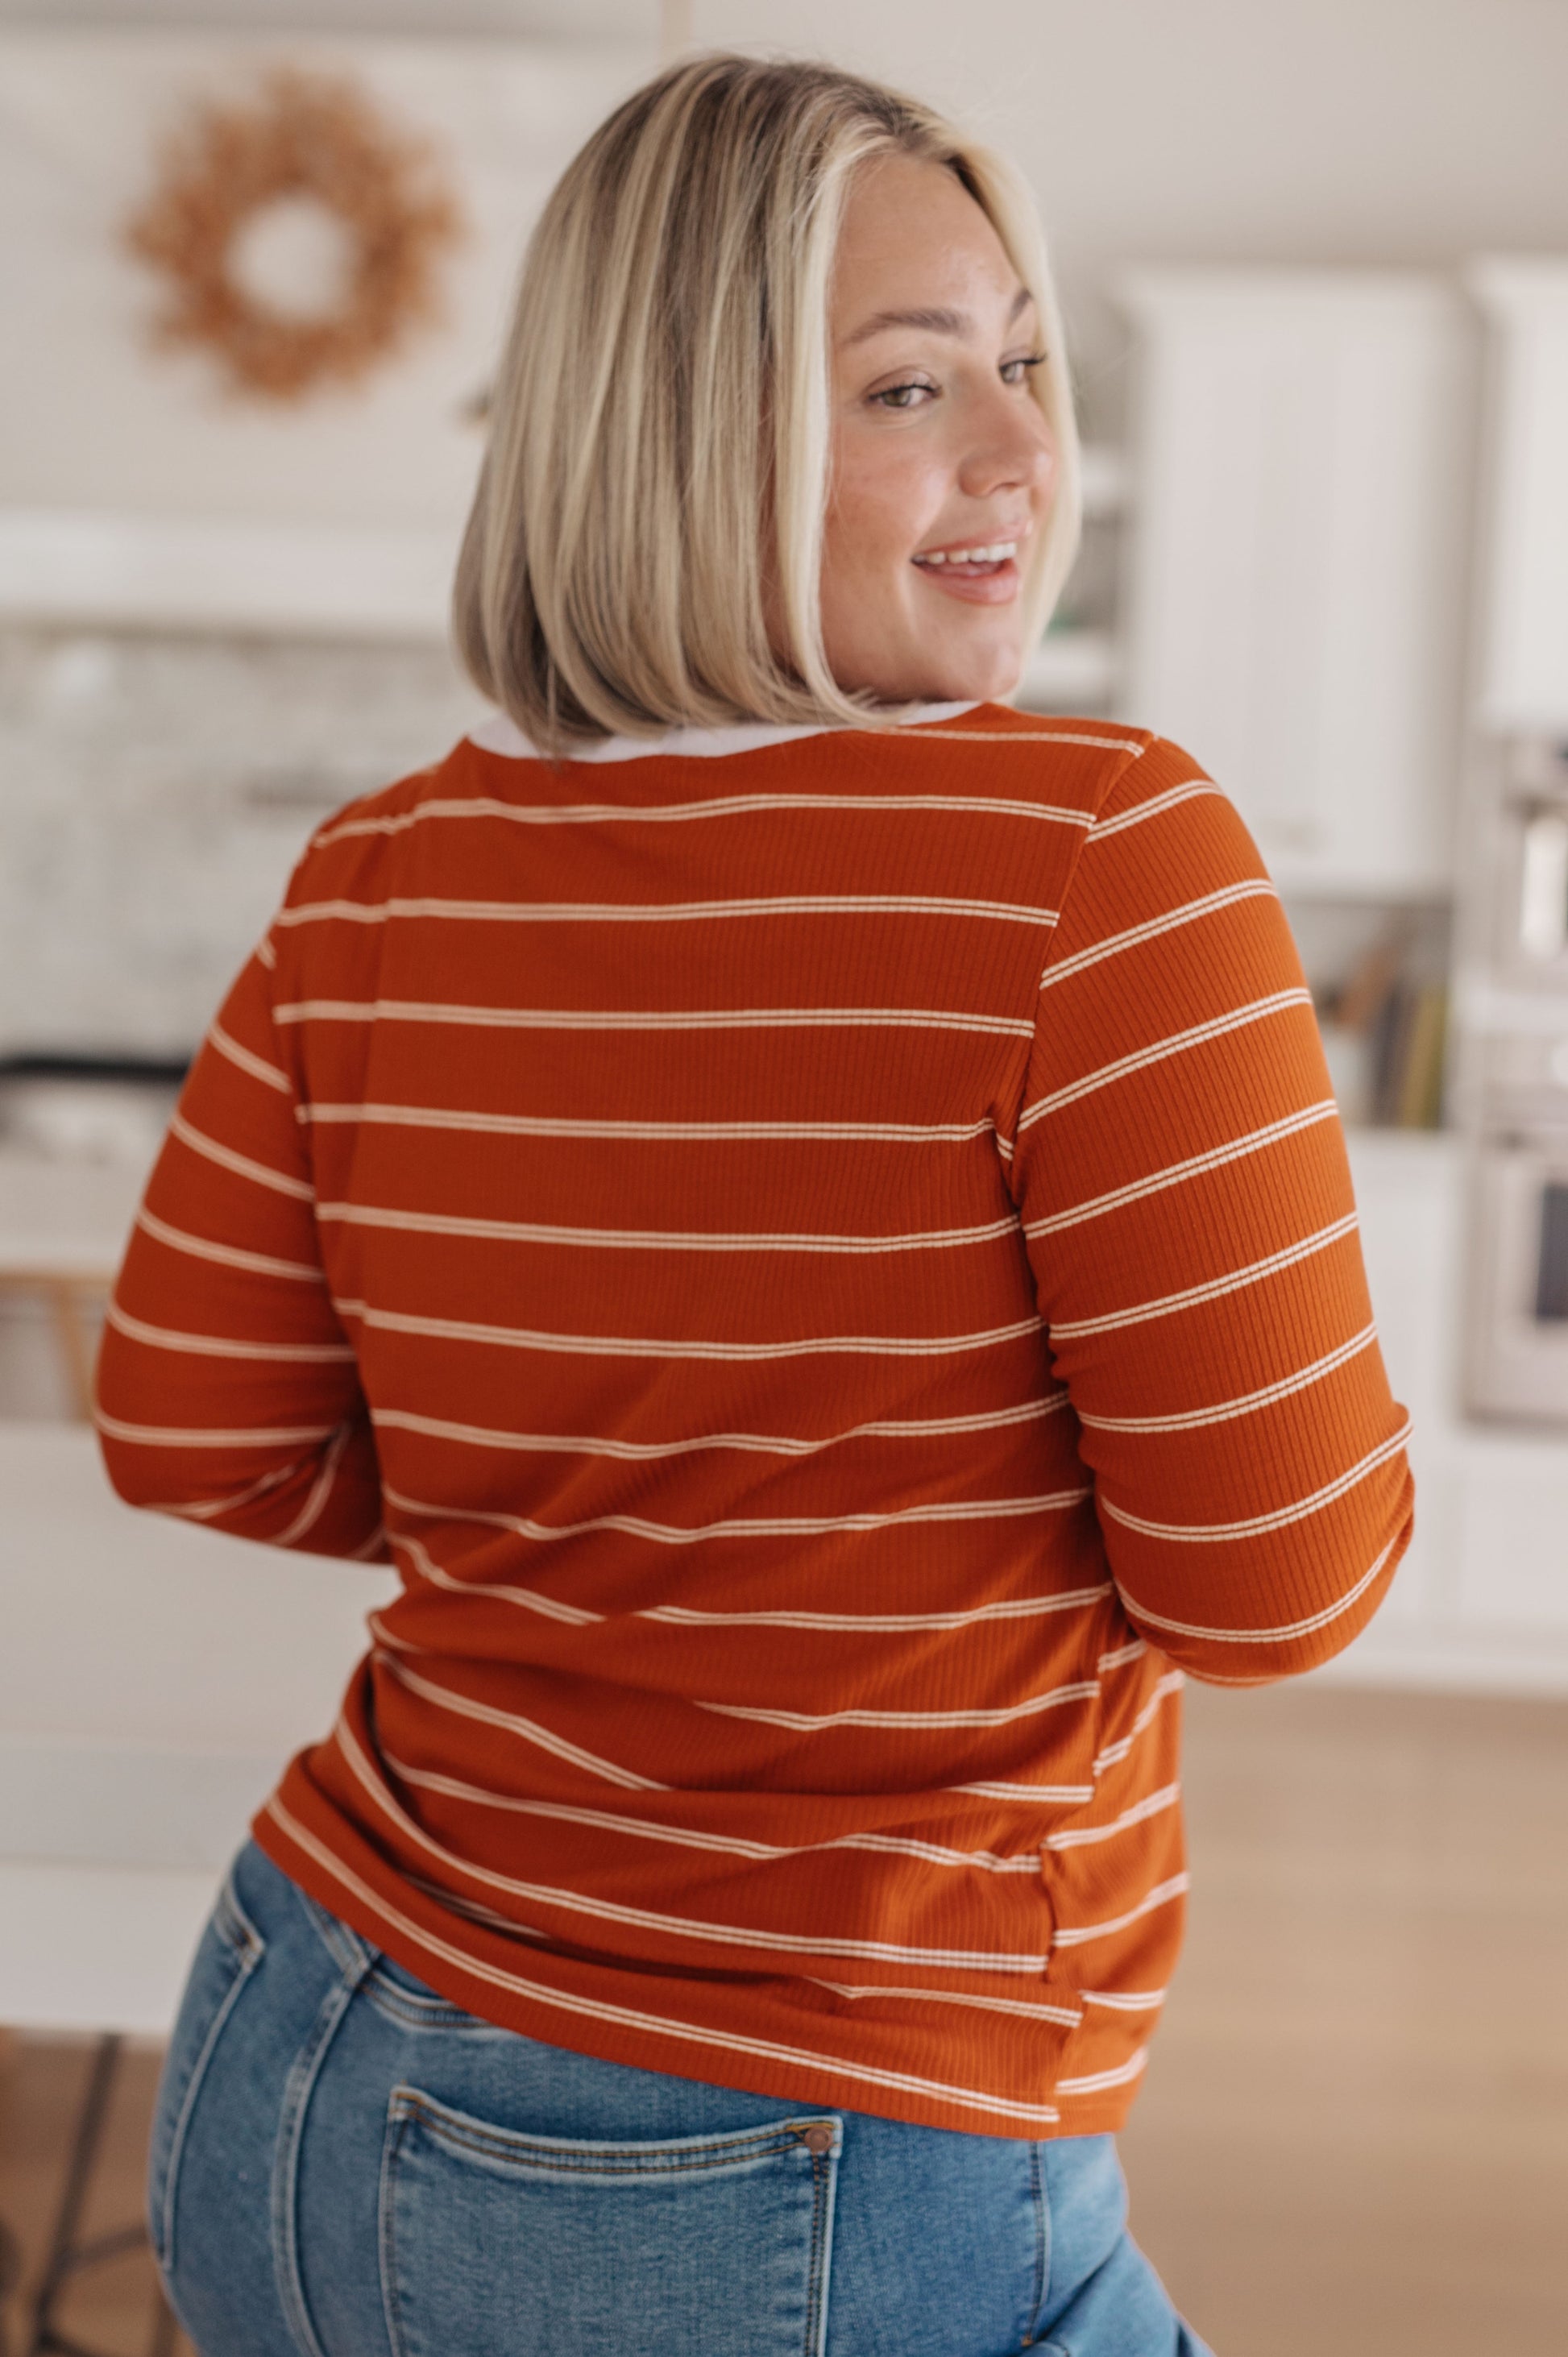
[{"x1": 149, "y1": 1840, "x2": 1211, "y2": 2357}]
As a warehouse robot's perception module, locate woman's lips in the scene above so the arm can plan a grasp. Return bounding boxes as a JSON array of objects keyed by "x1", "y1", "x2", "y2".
[
  {"x1": 911, "y1": 533, "x2": 1027, "y2": 605},
  {"x1": 911, "y1": 553, "x2": 1021, "y2": 605}
]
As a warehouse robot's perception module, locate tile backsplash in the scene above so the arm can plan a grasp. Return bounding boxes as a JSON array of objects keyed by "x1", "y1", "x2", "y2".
[{"x1": 1, "y1": 625, "x2": 487, "y2": 1056}]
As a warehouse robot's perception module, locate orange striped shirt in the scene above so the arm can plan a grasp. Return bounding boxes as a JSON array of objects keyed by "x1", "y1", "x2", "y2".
[{"x1": 97, "y1": 702, "x2": 1412, "y2": 2139}]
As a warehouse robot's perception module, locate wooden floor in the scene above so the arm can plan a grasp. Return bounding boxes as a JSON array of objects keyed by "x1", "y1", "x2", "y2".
[
  {"x1": 0, "y1": 2035, "x2": 190, "y2": 2357},
  {"x1": 1121, "y1": 1679, "x2": 1568, "y2": 2355},
  {"x1": 2, "y1": 1680, "x2": 1565, "y2": 2355}
]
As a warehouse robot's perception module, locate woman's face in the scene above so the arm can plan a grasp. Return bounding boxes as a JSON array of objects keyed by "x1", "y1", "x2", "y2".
[{"x1": 819, "y1": 154, "x2": 1057, "y2": 707}]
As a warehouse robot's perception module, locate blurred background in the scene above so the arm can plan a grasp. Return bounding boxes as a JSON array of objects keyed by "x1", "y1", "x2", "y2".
[{"x1": 1, "y1": 5, "x2": 1566, "y2": 2354}]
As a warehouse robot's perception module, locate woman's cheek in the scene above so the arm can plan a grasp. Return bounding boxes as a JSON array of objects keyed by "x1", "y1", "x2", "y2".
[{"x1": 846, "y1": 425, "x2": 932, "y2": 544}]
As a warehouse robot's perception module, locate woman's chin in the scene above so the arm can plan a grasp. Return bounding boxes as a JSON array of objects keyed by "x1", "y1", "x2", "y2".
[
  {"x1": 853, "y1": 640, "x2": 1026, "y2": 710},
  {"x1": 918, "y1": 641, "x2": 1026, "y2": 708},
  {"x1": 824, "y1": 610, "x2": 1029, "y2": 708}
]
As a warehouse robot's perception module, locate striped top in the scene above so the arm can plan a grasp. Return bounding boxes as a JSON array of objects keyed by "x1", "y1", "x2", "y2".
[{"x1": 96, "y1": 700, "x2": 1412, "y2": 2139}]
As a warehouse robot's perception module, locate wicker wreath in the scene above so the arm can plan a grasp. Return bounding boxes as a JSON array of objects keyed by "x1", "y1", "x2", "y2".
[{"x1": 125, "y1": 66, "x2": 463, "y2": 402}]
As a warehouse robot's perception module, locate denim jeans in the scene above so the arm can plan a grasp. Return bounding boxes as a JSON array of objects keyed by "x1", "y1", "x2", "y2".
[{"x1": 148, "y1": 1840, "x2": 1211, "y2": 2357}]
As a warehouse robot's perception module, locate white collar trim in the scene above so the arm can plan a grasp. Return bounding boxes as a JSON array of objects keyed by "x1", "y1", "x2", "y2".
[{"x1": 467, "y1": 702, "x2": 978, "y2": 765}]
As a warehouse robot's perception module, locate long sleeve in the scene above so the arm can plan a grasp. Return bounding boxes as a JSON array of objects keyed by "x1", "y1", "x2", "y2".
[
  {"x1": 1008, "y1": 740, "x2": 1412, "y2": 1684},
  {"x1": 96, "y1": 928, "x2": 387, "y2": 1561}
]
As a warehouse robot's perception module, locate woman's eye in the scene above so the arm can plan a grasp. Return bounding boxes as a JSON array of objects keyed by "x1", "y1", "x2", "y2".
[
  {"x1": 1001, "y1": 353, "x2": 1047, "y2": 386},
  {"x1": 872, "y1": 380, "x2": 935, "y2": 411}
]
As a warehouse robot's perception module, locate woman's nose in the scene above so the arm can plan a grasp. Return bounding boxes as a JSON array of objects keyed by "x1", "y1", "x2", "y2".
[{"x1": 958, "y1": 402, "x2": 1056, "y2": 502}]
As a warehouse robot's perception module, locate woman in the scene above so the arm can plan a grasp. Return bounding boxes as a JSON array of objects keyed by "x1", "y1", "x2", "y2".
[{"x1": 97, "y1": 54, "x2": 1412, "y2": 2357}]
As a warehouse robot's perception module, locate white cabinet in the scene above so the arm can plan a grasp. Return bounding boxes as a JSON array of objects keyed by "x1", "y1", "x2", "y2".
[
  {"x1": 0, "y1": 1425, "x2": 398, "y2": 2033},
  {"x1": 1468, "y1": 259, "x2": 1568, "y2": 732},
  {"x1": 1116, "y1": 270, "x2": 1475, "y2": 898}
]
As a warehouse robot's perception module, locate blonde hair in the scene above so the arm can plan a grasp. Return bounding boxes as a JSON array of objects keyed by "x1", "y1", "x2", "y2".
[{"x1": 454, "y1": 53, "x2": 1081, "y2": 754}]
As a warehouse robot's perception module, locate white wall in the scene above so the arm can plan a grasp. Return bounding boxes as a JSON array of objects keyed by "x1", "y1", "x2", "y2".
[
  {"x1": 710, "y1": 0, "x2": 1568, "y2": 420},
  {"x1": 7, "y1": 0, "x2": 1567, "y2": 423}
]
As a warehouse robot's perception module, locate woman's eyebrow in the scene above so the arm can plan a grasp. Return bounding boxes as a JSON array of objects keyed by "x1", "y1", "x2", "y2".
[{"x1": 844, "y1": 286, "x2": 1034, "y2": 347}]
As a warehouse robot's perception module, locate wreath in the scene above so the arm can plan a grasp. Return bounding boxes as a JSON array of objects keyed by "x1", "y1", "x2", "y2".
[{"x1": 125, "y1": 66, "x2": 463, "y2": 403}]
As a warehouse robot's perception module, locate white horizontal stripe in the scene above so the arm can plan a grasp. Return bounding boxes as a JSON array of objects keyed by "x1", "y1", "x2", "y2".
[
  {"x1": 318, "y1": 1200, "x2": 1020, "y2": 1256},
  {"x1": 1050, "y1": 1212, "x2": 1359, "y2": 1341},
  {"x1": 105, "y1": 1301, "x2": 355, "y2": 1363},
  {"x1": 338, "y1": 1718, "x2": 1050, "y2": 1973},
  {"x1": 275, "y1": 998, "x2": 1033, "y2": 1040},
  {"x1": 1095, "y1": 1639, "x2": 1147, "y2": 1673},
  {"x1": 1015, "y1": 991, "x2": 1312, "y2": 1132},
  {"x1": 276, "y1": 892, "x2": 1056, "y2": 931},
  {"x1": 398, "y1": 1872, "x2": 550, "y2": 1945},
  {"x1": 338, "y1": 1299, "x2": 1043, "y2": 1363},
  {"x1": 265, "y1": 1794, "x2": 1060, "y2": 2126},
  {"x1": 301, "y1": 1102, "x2": 1002, "y2": 1145},
  {"x1": 800, "y1": 1837, "x2": 1038, "y2": 1875},
  {"x1": 314, "y1": 788, "x2": 1096, "y2": 845},
  {"x1": 1038, "y1": 880, "x2": 1276, "y2": 993},
  {"x1": 135, "y1": 1205, "x2": 323, "y2": 1284},
  {"x1": 1120, "y1": 1531, "x2": 1402, "y2": 1646},
  {"x1": 167, "y1": 1113, "x2": 311, "y2": 1204},
  {"x1": 1055, "y1": 2052, "x2": 1150, "y2": 2097},
  {"x1": 1050, "y1": 1872, "x2": 1191, "y2": 1950},
  {"x1": 373, "y1": 1393, "x2": 1065, "y2": 1467},
  {"x1": 695, "y1": 1675, "x2": 1097, "y2": 1734},
  {"x1": 1078, "y1": 1323, "x2": 1378, "y2": 1432},
  {"x1": 377, "y1": 1653, "x2": 663, "y2": 1791},
  {"x1": 154, "y1": 1494, "x2": 255, "y2": 1523},
  {"x1": 810, "y1": 1981, "x2": 1082, "y2": 2027},
  {"x1": 394, "y1": 1530, "x2": 599, "y2": 1627},
  {"x1": 1092, "y1": 1672, "x2": 1185, "y2": 1775},
  {"x1": 255, "y1": 934, "x2": 277, "y2": 969},
  {"x1": 273, "y1": 1425, "x2": 349, "y2": 1549},
  {"x1": 1079, "y1": 1987, "x2": 1168, "y2": 2012},
  {"x1": 208, "y1": 1019, "x2": 291, "y2": 1094},
  {"x1": 94, "y1": 1408, "x2": 334, "y2": 1448},
  {"x1": 639, "y1": 1582, "x2": 1110, "y2": 1633},
  {"x1": 380, "y1": 1748, "x2": 1049, "y2": 1876},
  {"x1": 140, "y1": 1459, "x2": 305, "y2": 1525},
  {"x1": 382, "y1": 1482, "x2": 1087, "y2": 1551},
  {"x1": 1101, "y1": 1421, "x2": 1411, "y2": 1543},
  {"x1": 1024, "y1": 1102, "x2": 1338, "y2": 1240},
  {"x1": 417, "y1": 1859, "x2": 1049, "y2": 1971},
  {"x1": 1043, "y1": 1783, "x2": 1180, "y2": 1853},
  {"x1": 946, "y1": 1780, "x2": 1095, "y2": 1804},
  {"x1": 1086, "y1": 780, "x2": 1217, "y2": 841},
  {"x1": 895, "y1": 728, "x2": 1145, "y2": 753}
]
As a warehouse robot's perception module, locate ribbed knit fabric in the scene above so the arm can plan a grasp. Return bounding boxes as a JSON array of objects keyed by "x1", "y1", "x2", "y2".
[{"x1": 97, "y1": 701, "x2": 1412, "y2": 2139}]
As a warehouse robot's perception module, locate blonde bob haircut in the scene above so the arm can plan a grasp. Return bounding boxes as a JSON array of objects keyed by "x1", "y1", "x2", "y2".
[{"x1": 454, "y1": 52, "x2": 1081, "y2": 754}]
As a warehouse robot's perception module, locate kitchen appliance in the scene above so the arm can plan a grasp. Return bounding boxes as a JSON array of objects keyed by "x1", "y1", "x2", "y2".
[{"x1": 1464, "y1": 739, "x2": 1568, "y2": 1423}]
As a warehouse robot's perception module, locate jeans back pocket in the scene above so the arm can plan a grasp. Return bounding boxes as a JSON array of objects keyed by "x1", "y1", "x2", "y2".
[
  {"x1": 379, "y1": 2085, "x2": 839, "y2": 2357},
  {"x1": 146, "y1": 1869, "x2": 265, "y2": 2273}
]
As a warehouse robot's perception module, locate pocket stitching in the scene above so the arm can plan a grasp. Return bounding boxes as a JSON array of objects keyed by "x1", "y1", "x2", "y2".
[
  {"x1": 1025, "y1": 2139, "x2": 1050, "y2": 2347},
  {"x1": 388, "y1": 2085, "x2": 833, "y2": 2179},
  {"x1": 152, "y1": 1877, "x2": 266, "y2": 2276},
  {"x1": 805, "y1": 2144, "x2": 832, "y2": 2357},
  {"x1": 272, "y1": 1958, "x2": 372, "y2": 2357},
  {"x1": 379, "y1": 2098, "x2": 416, "y2": 2357},
  {"x1": 212, "y1": 1869, "x2": 263, "y2": 1963}
]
